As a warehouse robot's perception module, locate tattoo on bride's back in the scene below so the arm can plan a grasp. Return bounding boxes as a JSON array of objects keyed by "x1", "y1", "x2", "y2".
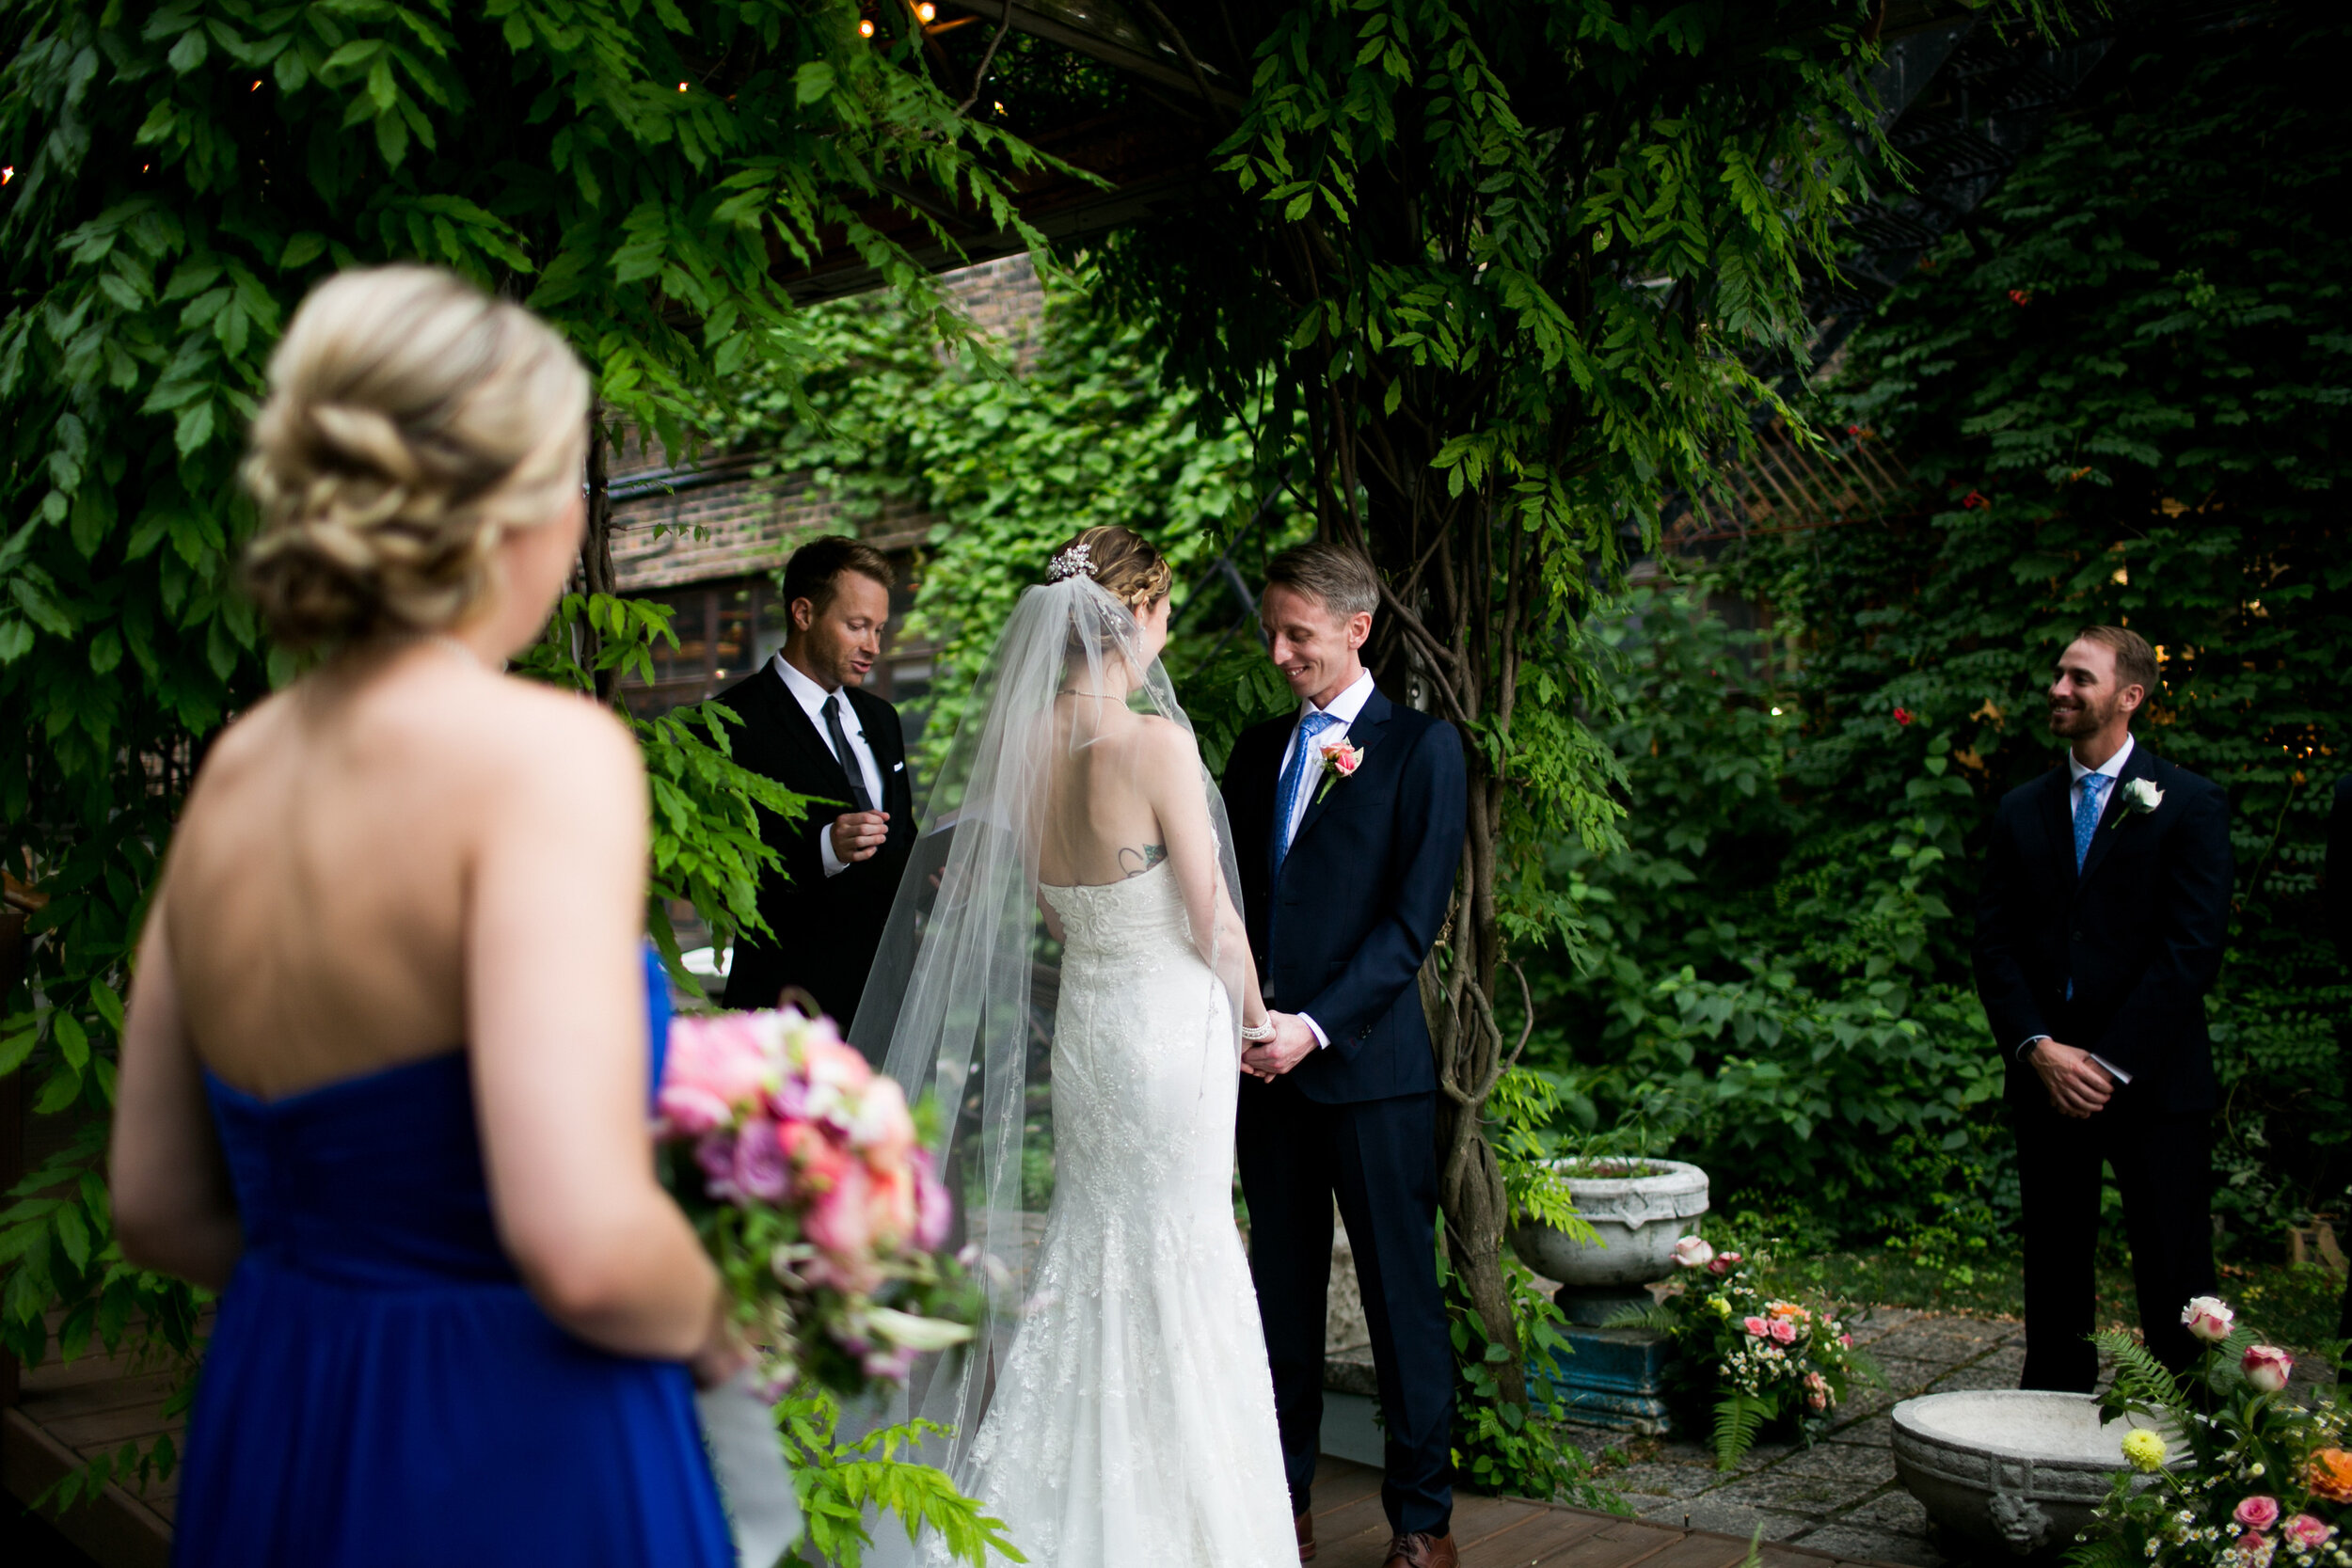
[{"x1": 1119, "y1": 845, "x2": 1167, "y2": 878}]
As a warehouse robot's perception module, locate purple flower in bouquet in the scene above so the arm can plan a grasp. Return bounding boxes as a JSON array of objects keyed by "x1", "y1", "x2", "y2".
[{"x1": 731, "y1": 1117, "x2": 790, "y2": 1203}]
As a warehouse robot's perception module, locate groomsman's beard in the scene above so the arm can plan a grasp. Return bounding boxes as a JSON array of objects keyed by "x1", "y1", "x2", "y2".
[{"x1": 2046, "y1": 689, "x2": 2122, "y2": 741}]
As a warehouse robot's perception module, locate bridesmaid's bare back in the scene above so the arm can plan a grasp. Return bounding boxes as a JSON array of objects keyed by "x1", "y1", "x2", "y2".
[{"x1": 166, "y1": 646, "x2": 631, "y2": 1099}]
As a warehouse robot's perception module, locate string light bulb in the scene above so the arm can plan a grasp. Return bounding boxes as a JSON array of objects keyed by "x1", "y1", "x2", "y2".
[
  {"x1": 916, "y1": 2, "x2": 936, "y2": 19},
  {"x1": 677, "y1": 81, "x2": 689, "y2": 92},
  {"x1": 1, "y1": 166, "x2": 12, "y2": 185},
  {"x1": 250, "y1": 79, "x2": 262, "y2": 90},
  {"x1": 859, "y1": 18, "x2": 875, "y2": 36}
]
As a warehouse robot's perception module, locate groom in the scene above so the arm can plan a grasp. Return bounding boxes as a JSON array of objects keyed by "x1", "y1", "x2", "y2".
[{"x1": 1223, "y1": 542, "x2": 1468, "y2": 1568}]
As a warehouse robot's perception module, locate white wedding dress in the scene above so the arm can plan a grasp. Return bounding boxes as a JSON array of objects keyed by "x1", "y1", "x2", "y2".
[{"x1": 919, "y1": 860, "x2": 1297, "y2": 1567}]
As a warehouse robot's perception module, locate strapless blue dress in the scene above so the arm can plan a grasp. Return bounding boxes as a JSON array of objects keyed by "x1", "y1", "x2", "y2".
[{"x1": 171, "y1": 951, "x2": 733, "y2": 1567}]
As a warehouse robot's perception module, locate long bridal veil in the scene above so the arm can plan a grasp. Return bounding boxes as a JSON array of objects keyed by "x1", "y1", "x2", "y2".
[{"x1": 847, "y1": 574, "x2": 1252, "y2": 1550}]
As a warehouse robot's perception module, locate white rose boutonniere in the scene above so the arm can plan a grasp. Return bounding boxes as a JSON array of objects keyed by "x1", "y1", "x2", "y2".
[{"x1": 2111, "y1": 776, "x2": 2165, "y2": 828}]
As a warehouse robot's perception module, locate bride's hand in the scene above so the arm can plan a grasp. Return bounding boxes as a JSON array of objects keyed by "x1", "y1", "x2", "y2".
[{"x1": 688, "y1": 1297, "x2": 754, "y2": 1391}]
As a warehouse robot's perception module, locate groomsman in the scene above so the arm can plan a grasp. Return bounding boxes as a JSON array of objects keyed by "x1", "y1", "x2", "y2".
[
  {"x1": 717, "y1": 537, "x2": 915, "y2": 1032},
  {"x1": 1975, "y1": 626, "x2": 2233, "y2": 1389},
  {"x1": 1223, "y1": 543, "x2": 1468, "y2": 1568}
]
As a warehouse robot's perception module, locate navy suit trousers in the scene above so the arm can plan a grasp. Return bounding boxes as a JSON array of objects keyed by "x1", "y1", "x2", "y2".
[{"x1": 1237, "y1": 1076, "x2": 1453, "y2": 1537}]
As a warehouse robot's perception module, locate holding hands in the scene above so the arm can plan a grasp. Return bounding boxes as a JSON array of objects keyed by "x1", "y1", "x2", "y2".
[{"x1": 1241, "y1": 1012, "x2": 1320, "y2": 1081}]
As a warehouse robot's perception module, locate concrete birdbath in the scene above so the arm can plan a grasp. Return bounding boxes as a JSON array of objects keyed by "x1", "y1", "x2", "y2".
[
  {"x1": 1892, "y1": 1389, "x2": 2176, "y2": 1556},
  {"x1": 1509, "y1": 1157, "x2": 1710, "y2": 1323}
]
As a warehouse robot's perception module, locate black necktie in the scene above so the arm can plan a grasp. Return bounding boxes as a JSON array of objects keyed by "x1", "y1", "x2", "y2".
[{"x1": 822, "y1": 693, "x2": 874, "y2": 813}]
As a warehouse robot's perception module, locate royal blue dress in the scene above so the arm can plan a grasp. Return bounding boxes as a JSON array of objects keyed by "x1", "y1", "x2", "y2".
[{"x1": 171, "y1": 950, "x2": 733, "y2": 1567}]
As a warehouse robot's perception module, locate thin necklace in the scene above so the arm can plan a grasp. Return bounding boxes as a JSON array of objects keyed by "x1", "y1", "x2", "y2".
[{"x1": 1057, "y1": 687, "x2": 1119, "y2": 699}]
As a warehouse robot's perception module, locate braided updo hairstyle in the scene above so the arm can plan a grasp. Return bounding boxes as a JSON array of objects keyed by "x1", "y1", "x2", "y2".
[
  {"x1": 1043, "y1": 525, "x2": 1172, "y2": 611},
  {"x1": 241, "y1": 266, "x2": 589, "y2": 648}
]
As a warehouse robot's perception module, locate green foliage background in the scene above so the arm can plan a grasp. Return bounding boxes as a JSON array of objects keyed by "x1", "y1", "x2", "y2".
[
  {"x1": 0, "y1": 0, "x2": 1041, "y2": 1531},
  {"x1": 1529, "y1": 8, "x2": 2351, "y2": 1281}
]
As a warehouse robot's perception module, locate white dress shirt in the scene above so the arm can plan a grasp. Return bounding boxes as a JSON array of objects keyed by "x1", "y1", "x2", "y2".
[
  {"x1": 2022, "y1": 732, "x2": 2138, "y2": 1084},
  {"x1": 1273, "y1": 669, "x2": 1377, "y2": 1049},
  {"x1": 771, "y1": 654, "x2": 883, "y2": 879}
]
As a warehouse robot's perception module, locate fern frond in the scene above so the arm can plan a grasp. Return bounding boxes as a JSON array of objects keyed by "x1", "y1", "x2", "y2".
[
  {"x1": 2092, "y1": 1328, "x2": 2185, "y2": 1417},
  {"x1": 1604, "y1": 1302, "x2": 1678, "y2": 1333},
  {"x1": 1713, "y1": 1391, "x2": 1772, "y2": 1470}
]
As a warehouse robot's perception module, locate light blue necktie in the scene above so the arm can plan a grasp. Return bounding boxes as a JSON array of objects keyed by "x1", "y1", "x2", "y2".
[
  {"x1": 1272, "y1": 710, "x2": 1338, "y2": 877},
  {"x1": 2073, "y1": 772, "x2": 2109, "y2": 872}
]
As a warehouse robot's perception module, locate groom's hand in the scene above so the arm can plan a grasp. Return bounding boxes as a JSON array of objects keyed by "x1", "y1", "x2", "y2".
[
  {"x1": 829, "y1": 810, "x2": 890, "y2": 863},
  {"x1": 1242, "y1": 1013, "x2": 1320, "y2": 1079}
]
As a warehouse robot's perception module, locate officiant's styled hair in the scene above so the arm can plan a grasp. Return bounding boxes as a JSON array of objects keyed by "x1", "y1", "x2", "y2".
[
  {"x1": 2074, "y1": 625, "x2": 2158, "y2": 700},
  {"x1": 240, "y1": 266, "x2": 588, "y2": 649},
  {"x1": 1265, "y1": 540, "x2": 1378, "y2": 622},
  {"x1": 783, "y1": 535, "x2": 896, "y2": 615}
]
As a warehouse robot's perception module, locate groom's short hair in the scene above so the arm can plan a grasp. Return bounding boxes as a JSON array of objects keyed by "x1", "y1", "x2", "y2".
[
  {"x1": 2073, "y1": 625, "x2": 2157, "y2": 699},
  {"x1": 1265, "y1": 541, "x2": 1379, "y2": 622}
]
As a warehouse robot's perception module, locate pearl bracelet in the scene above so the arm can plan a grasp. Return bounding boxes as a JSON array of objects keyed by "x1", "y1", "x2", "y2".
[{"x1": 1240, "y1": 1022, "x2": 1276, "y2": 1043}]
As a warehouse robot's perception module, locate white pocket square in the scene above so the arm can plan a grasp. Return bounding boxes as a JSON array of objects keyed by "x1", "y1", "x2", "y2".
[{"x1": 893, "y1": 761, "x2": 905, "y2": 772}]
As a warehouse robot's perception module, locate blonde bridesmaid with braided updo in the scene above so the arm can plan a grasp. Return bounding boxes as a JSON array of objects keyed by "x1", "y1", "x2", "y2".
[{"x1": 111, "y1": 266, "x2": 739, "y2": 1567}]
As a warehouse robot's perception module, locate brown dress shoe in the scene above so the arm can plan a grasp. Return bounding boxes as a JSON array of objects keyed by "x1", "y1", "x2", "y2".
[
  {"x1": 1295, "y1": 1508, "x2": 1317, "y2": 1561},
  {"x1": 1383, "y1": 1531, "x2": 1457, "y2": 1568}
]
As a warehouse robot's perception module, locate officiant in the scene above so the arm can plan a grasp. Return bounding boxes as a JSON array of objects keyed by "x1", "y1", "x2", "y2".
[{"x1": 718, "y1": 536, "x2": 916, "y2": 1031}]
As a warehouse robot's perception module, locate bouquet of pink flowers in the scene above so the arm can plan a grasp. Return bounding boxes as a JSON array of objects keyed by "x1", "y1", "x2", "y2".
[{"x1": 658, "y1": 1006, "x2": 977, "y2": 1396}]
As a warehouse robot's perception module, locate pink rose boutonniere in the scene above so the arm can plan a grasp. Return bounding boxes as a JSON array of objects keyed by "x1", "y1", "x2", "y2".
[{"x1": 1314, "y1": 737, "x2": 1365, "y2": 803}]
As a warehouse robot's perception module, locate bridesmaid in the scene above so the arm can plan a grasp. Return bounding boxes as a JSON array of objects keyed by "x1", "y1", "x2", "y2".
[{"x1": 112, "y1": 266, "x2": 739, "y2": 1566}]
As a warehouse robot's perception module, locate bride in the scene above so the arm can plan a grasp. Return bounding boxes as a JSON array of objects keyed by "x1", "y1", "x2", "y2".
[{"x1": 850, "y1": 526, "x2": 1298, "y2": 1566}]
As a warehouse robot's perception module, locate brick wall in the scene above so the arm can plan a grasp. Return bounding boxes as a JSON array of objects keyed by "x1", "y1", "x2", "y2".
[
  {"x1": 609, "y1": 253, "x2": 1043, "y2": 594},
  {"x1": 607, "y1": 255, "x2": 1043, "y2": 712}
]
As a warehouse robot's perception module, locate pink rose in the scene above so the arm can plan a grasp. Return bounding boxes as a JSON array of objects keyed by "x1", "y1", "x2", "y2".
[
  {"x1": 1769, "y1": 1319, "x2": 1799, "y2": 1346},
  {"x1": 1672, "y1": 1236, "x2": 1715, "y2": 1269},
  {"x1": 802, "y1": 1035, "x2": 876, "y2": 1126},
  {"x1": 2234, "y1": 1497, "x2": 2282, "y2": 1532},
  {"x1": 807, "y1": 1160, "x2": 877, "y2": 1259},
  {"x1": 731, "y1": 1117, "x2": 789, "y2": 1203},
  {"x1": 864, "y1": 1159, "x2": 919, "y2": 1253},
  {"x1": 1804, "y1": 1370, "x2": 1831, "y2": 1411},
  {"x1": 1322, "y1": 739, "x2": 1362, "y2": 778},
  {"x1": 912, "y1": 1148, "x2": 953, "y2": 1252},
  {"x1": 2230, "y1": 1533, "x2": 2275, "y2": 1568},
  {"x1": 1839, "y1": 1333, "x2": 1852, "y2": 1348},
  {"x1": 1708, "y1": 1251, "x2": 1742, "y2": 1276},
  {"x1": 1743, "y1": 1316, "x2": 1771, "y2": 1338},
  {"x1": 657, "y1": 1082, "x2": 734, "y2": 1137},
  {"x1": 862, "y1": 1343, "x2": 918, "y2": 1382},
  {"x1": 2280, "y1": 1516, "x2": 2335, "y2": 1550},
  {"x1": 664, "y1": 1012, "x2": 777, "y2": 1111},
  {"x1": 2241, "y1": 1344, "x2": 2293, "y2": 1393},
  {"x1": 2182, "y1": 1295, "x2": 2236, "y2": 1342},
  {"x1": 782, "y1": 1118, "x2": 850, "y2": 1195}
]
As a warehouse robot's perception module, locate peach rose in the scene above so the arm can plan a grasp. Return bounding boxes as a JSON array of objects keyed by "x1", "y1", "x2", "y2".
[{"x1": 2306, "y1": 1449, "x2": 2352, "y2": 1504}]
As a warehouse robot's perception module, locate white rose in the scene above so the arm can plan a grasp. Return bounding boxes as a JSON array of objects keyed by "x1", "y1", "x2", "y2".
[
  {"x1": 2121, "y1": 778, "x2": 2165, "y2": 814},
  {"x1": 1672, "y1": 1235, "x2": 1715, "y2": 1269}
]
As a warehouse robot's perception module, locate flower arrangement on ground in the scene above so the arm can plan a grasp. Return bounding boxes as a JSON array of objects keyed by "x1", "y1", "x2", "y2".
[
  {"x1": 1614, "y1": 1235, "x2": 1879, "y2": 1468},
  {"x1": 2072, "y1": 1295, "x2": 2348, "y2": 1568},
  {"x1": 658, "y1": 1006, "x2": 979, "y2": 1398}
]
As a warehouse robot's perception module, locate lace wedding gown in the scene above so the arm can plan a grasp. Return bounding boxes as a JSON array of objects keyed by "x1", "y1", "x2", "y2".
[{"x1": 923, "y1": 861, "x2": 1297, "y2": 1567}]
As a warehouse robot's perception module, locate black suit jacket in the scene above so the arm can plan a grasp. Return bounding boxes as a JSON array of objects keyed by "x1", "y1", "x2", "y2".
[
  {"x1": 2328, "y1": 775, "x2": 2352, "y2": 969},
  {"x1": 714, "y1": 667, "x2": 915, "y2": 1029},
  {"x1": 1973, "y1": 741, "x2": 2233, "y2": 1114},
  {"x1": 1220, "y1": 685, "x2": 1467, "y2": 1104}
]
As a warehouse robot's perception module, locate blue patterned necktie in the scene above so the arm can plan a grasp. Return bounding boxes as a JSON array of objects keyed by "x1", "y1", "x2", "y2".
[
  {"x1": 2073, "y1": 772, "x2": 2109, "y2": 872},
  {"x1": 1272, "y1": 710, "x2": 1339, "y2": 877}
]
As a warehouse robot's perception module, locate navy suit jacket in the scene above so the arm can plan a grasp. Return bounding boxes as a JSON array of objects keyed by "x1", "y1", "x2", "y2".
[
  {"x1": 1973, "y1": 742, "x2": 2233, "y2": 1115},
  {"x1": 1220, "y1": 684, "x2": 1468, "y2": 1104}
]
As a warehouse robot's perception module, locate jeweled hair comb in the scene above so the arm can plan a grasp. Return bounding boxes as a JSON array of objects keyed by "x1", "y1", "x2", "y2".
[{"x1": 1046, "y1": 541, "x2": 1094, "y2": 583}]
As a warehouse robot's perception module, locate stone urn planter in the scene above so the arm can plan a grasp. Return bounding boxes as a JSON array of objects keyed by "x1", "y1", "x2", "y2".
[
  {"x1": 1509, "y1": 1157, "x2": 1708, "y2": 1323},
  {"x1": 1893, "y1": 1389, "x2": 2174, "y2": 1557}
]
